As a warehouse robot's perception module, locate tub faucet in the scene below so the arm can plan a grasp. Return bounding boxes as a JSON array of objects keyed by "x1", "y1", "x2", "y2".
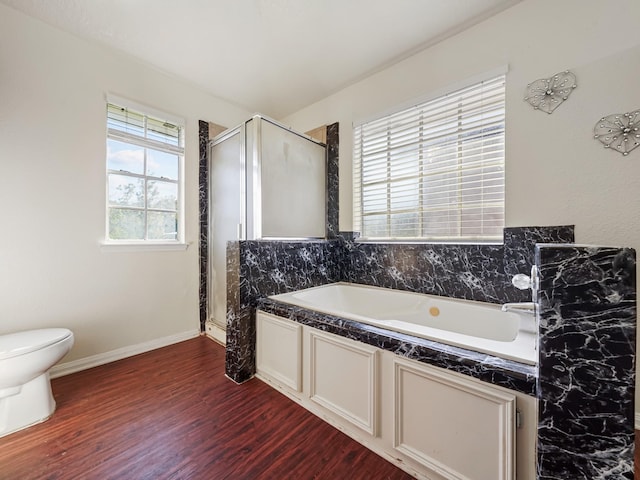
[{"x1": 501, "y1": 265, "x2": 539, "y2": 315}]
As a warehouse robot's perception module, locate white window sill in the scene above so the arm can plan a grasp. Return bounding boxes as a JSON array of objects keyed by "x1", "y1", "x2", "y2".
[{"x1": 100, "y1": 242, "x2": 190, "y2": 253}]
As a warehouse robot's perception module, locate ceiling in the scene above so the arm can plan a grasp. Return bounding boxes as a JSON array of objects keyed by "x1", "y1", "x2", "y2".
[{"x1": 1, "y1": 0, "x2": 520, "y2": 118}]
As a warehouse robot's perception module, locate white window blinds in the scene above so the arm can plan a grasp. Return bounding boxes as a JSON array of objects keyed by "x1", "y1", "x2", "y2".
[
  {"x1": 107, "y1": 103, "x2": 183, "y2": 152},
  {"x1": 353, "y1": 74, "x2": 506, "y2": 242}
]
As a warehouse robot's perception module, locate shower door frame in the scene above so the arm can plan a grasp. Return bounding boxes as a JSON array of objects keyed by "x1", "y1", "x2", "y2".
[{"x1": 207, "y1": 124, "x2": 247, "y2": 330}]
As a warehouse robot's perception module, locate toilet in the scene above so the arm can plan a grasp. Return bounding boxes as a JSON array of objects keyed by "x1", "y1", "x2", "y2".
[{"x1": 0, "y1": 328, "x2": 74, "y2": 438}]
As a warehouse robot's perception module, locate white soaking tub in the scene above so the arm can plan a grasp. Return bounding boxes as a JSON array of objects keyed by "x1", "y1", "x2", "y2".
[{"x1": 269, "y1": 282, "x2": 537, "y2": 365}]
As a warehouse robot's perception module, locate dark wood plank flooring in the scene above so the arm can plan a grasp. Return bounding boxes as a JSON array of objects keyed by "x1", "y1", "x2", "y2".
[
  {"x1": 0, "y1": 337, "x2": 413, "y2": 480},
  {"x1": 637, "y1": 435, "x2": 640, "y2": 480}
]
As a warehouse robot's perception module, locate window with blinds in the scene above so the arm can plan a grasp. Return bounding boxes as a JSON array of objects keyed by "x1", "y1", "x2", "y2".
[
  {"x1": 353, "y1": 74, "x2": 506, "y2": 242},
  {"x1": 106, "y1": 102, "x2": 184, "y2": 242}
]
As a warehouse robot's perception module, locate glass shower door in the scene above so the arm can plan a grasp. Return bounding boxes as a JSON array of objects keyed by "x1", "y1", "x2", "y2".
[{"x1": 208, "y1": 127, "x2": 245, "y2": 329}]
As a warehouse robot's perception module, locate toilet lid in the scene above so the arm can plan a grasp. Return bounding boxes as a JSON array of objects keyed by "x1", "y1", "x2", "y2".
[{"x1": 0, "y1": 328, "x2": 73, "y2": 360}]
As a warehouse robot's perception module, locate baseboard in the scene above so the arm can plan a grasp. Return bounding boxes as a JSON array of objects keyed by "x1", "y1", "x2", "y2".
[
  {"x1": 50, "y1": 330, "x2": 200, "y2": 379},
  {"x1": 636, "y1": 412, "x2": 640, "y2": 430}
]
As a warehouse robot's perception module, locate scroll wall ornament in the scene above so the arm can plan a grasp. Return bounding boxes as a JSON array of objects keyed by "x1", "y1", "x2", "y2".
[
  {"x1": 524, "y1": 71, "x2": 577, "y2": 114},
  {"x1": 593, "y1": 110, "x2": 640, "y2": 156}
]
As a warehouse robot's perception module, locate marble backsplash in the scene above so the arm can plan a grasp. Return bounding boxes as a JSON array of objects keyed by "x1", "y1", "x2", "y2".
[{"x1": 342, "y1": 225, "x2": 575, "y2": 304}]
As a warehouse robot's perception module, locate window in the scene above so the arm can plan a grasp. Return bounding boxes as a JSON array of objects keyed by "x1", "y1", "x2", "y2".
[
  {"x1": 106, "y1": 100, "x2": 184, "y2": 243},
  {"x1": 353, "y1": 74, "x2": 505, "y2": 242}
]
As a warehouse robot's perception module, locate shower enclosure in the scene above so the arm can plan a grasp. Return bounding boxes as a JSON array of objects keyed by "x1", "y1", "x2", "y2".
[{"x1": 207, "y1": 115, "x2": 327, "y2": 331}]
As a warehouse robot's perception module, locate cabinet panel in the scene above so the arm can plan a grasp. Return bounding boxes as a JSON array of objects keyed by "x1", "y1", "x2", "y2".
[
  {"x1": 308, "y1": 329, "x2": 378, "y2": 435},
  {"x1": 393, "y1": 358, "x2": 515, "y2": 480},
  {"x1": 256, "y1": 312, "x2": 302, "y2": 392},
  {"x1": 255, "y1": 312, "x2": 533, "y2": 479}
]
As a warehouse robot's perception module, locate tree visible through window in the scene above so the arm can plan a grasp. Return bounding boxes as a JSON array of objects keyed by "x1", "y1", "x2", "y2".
[
  {"x1": 353, "y1": 74, "x2": 506, "y2": 241},
  {"x1": 106, "y1": 102, "x2": 184, "y2": 242}
]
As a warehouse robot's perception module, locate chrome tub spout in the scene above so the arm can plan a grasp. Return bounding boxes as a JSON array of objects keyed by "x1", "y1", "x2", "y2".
[{"x1": 501, "y1": 302, "x2": 535, "y2": 314}]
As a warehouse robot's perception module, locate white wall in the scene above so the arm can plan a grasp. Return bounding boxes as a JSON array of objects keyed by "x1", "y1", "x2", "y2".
[
  {"x1": 283, "y1": 0, "x2": 640, "y2": 247},
  {"x1": 0, "y1": 4, "x2": 251, "y2": 364},
  {"x1": 282, "y1": 0, "x2": 640, "y2": 411}
]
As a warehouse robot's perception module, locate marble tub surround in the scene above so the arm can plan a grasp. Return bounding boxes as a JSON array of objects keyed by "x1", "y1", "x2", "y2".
[
  {"x1": 224, "y1": 225, "x2": 574, "y2": 383},
  {"x1": 258, "y1": 297, "x2": 537, "y2": 395},
  {"x1": 535, "y1": 244, "x2": 636, "y2": 479}
]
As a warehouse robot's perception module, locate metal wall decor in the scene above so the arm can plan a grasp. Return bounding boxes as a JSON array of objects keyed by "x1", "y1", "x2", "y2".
[
  {"x1": 524, "y1": 70, "x2": 577, "y2": 114},
  {"x1": 593, "y1": 110, "x2": 640, "y2": 156}
]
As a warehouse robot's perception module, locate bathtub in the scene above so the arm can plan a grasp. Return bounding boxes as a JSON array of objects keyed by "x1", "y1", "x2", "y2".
[{"x1": 269, "y1": 282, "x2": 537, "y2": 365}]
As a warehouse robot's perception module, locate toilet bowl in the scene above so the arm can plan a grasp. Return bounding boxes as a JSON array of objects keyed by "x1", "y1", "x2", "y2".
[{"x1": 0, "y1": 328, "x2": 74, "y2": 438}]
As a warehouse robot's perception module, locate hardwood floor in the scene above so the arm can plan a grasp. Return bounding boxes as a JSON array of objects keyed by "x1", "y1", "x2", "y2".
[
  {"x1": 637, "y1": 434, "x2": 640, "y2": 480},
  {"x1": 0, "y1": 337, "x2": 413, "y2": 480}
]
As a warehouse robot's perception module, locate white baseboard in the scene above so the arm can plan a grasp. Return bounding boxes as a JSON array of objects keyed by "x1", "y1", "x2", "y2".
[
  {"x1": 50, "y1": 329, "x2": 200, "y2": 379},
  {"x1": 636, "y1": 412, "x2": 640, "y2": 430}
]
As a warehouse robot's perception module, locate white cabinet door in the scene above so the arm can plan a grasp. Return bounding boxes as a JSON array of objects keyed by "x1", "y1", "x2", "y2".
[
  {"x1": 393, "y1": 357, "x2": 516, "y2": 480},
  {"x1": 256, "y1": 311, "x2": 302, "y2": 392},
  {"x1": 308, "y1": 329, "x2": 379, "y2": 436}
]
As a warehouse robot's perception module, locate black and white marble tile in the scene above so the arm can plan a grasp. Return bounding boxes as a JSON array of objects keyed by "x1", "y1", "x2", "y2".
[
  {"x1": 238, "y1": 240, "x2": 342, "y2": 306},
  {"x1": 343, "y1": 241, "x2": 506, "y2": 302},
  {"x1": 326, "y1": 122, "x2": 339, "y2": 239},
  {"x1": 536, "y1": 245, "x2": 636, "y2": 479},
  {"x1": 224, "y1": 240, "x2": 343, "y2": 383},
  {"x1": 341, "y1": 226, "x2": 575, "y2": 305},
  {"x1": 198, "y1": 120, "x2": 209, "y2": 332},
  {"x1": 503, "y1": 225, "x2": 575, "y2": 278}
]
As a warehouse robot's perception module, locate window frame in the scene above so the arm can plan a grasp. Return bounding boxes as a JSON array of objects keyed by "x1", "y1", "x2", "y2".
[
  {"x1": 103, "y1": 96, "x2": 186, "y2": 248},
  {"x1": 353, "y1": 71, "x2": 506, "y2": 243}
]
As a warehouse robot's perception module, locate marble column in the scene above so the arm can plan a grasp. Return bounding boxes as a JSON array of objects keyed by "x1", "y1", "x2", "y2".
[{"x1": 536, "y1": 244, "x2": 636, "y2": 479}]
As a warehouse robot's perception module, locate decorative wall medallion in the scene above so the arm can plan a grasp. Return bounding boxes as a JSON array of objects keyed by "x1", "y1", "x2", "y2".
[
  {"x1": 593, "y1": 110, "x2": 640, "y2": 156},
  {"x1": 524, "y1": 71, "x2": 577, "y2": 114}
]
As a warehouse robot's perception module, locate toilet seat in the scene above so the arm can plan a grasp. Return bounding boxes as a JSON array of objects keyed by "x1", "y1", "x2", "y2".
[{"x1": 0, "y1": 328, "x2": 73, "y2": 360}]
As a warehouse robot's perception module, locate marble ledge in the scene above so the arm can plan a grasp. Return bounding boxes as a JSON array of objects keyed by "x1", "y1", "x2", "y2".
[{"x1": 257, "y1": 298, "x2": 537, "y2": 396}]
